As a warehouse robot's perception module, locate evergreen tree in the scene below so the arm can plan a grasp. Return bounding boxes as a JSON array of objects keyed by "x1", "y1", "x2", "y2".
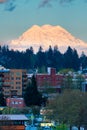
[
  {"x1": 46, "y1": 45, "x2": 54, "y2": 67},
  {"x1": 80, "y1": 52, "x2": 87, "y2": 69},
  {"x1": 24, "y1": 75, "x2": 44, "y2": 106},
  {"x1": 72, "y1": 49, "x2": 80, "y2": 70},
  {"x1": 53, "y1": 45, "x2": 63, "y2": 70},
  {"x1": 35, "y1": 46, "x2": 46, "y2": 71},
  {"x1": 24, "y1": 47, "x2": 35, "y2": 69},
  {"x1": 0, "y1": 45, "x2": 87, "y2": 71},
  {"x1": 63, "y1": 46, "x2": 74, "y2": 69},
  {"x1": 0, "y1": 93, "x2": 6, "y2": 106}
]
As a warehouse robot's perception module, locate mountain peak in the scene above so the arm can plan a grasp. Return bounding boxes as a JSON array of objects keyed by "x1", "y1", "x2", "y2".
[
  {"x1": 10, "y1": 25, "x2": 87, "y2": 55},
  {"x1": 28, "y1": 25, "x2": 41, "y2": 32},
  {"x1": 41, "y1": 24, "x2": 54, "y2": 29},
  {"x1": 31, "y1": 25, "x2": 40, "y2": 29}
]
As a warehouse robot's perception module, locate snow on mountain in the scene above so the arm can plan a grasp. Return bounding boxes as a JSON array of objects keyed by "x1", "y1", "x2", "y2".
[{"x1": 10, "y1": 25, "x2": 87, "y2": 54}]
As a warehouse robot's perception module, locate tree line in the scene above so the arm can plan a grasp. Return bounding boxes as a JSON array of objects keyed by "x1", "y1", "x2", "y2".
[{"x1": 0, "y1": 45, "x2": 87, "y2": 71}]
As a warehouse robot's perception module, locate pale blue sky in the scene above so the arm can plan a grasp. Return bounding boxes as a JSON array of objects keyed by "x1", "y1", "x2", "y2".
[{"x1": 0, "y1": 0, "x2": 87, "y2": 43}]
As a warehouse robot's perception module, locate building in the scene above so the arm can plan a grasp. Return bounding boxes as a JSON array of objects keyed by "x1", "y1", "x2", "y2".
[
  {"x1": 0, "y1": 114, "x2": 29, "y2": 130},
  {"x1": 0, "y1": 65, "x2": 27, "y2": 98},
  {"x1": 10, "y1": 69, "x2": 27, "y2": 97},
  {"x1": 82, "y1": 81, "x2": 87, "y2": 92},
  {"x1": 0, "y1": 65, "x2": 10, "y2": 97},
  {"x1": 36, "y1": 67, "x2": 64, "y2": 93},
  {"x1": 6, "y1": 97, "x2": 25, "y2": 108}
]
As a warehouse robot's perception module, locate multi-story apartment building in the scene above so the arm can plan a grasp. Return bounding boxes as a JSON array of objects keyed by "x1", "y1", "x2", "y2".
[
  {"x1": 10, "y1": 69, "x2": 27, "y2": 97},
  {"x1": 0, "y1": 65, "x2": 10, "y2": 97},
  {"x1": 0, "y1": 65, "x2": 27, "y2": 98}
]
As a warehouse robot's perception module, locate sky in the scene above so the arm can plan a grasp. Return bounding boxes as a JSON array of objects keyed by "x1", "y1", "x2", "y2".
[{"x1": 0, "y1": 0, "x2": 87, "y2": 43}]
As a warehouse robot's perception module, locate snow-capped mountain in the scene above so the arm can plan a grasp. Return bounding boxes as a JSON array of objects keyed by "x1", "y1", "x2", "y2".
[{"x1": 10, "y1": 25, "x2": 87, "y2": 54}]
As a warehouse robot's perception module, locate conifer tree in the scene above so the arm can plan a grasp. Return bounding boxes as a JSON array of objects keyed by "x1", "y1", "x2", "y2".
[
  {"x1": 24, "y1": 75, "x2": 46, "y2": 106},
  {"x1": 0, "y1": 93, "x2": 6, "y2": 106}
]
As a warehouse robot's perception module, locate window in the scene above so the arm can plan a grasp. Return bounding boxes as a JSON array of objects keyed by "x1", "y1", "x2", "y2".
[
  {"x1": 12, "y1": 101, "x2": 14, "y2": 104},
  {"x1": 16, "y1": 86, "x2": 21, "y2": 89},
  {"x1": 4, "y1": 87, "x2": 9, "y2": 89},
  {"x1": 11, "y1": 72, "x2": 14, "y2": 75},
  {"x1": 4, "y1": 82, "x2": 9, "y2": 85},
  {"x1": 19, "y1": 102, "x2": 22, "y2": 104},
  {"x1": 5, "y1": 91, "x2": 9, "y2": 94},
  {"x1": 11, "y1": 77, "x2": 14, "y2": 80},
  {"x1": 5, "y1": 77, "x2": 9, "y2": 80},
  {"x1": 16, "y1": 72, "x2": 21, "y2": 76},
  {"x1": 16, "y1": 77, "x2": 21, "y2": 80},
  {"x1": 15, "y1": 102, "x2": 18, "y2": 104},
  {"x1": 11, "y1": 86, "x2": 14, "y2": 89},
  {"x1": 16, "y1": 82, "x2": 21, "y2": 84}
]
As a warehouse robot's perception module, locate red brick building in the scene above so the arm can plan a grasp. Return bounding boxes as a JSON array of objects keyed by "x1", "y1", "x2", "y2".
[{"x1": 36, "y1": 68, "x2": 64, "y2": 93}]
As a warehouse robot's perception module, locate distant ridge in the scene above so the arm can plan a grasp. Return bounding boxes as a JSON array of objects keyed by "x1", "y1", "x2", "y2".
[{"x1": 9, "y1": 25, "x2": 87, "y2": 54}]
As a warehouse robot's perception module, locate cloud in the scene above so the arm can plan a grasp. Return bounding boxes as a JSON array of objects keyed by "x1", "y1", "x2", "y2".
[
  {"x1": 0, "y1": 0, "x2": 16, "y2": 11},
  {"x1": 39, "y1": 0, "x2": 87, "y2": 7},
  {"x1": 59, "y1": 0, "x2": 74, "y2": 4},
  {"x1": 39, "y1": 0, "x2": 53, "y2": 8},
  {"x1": 0, "y1": 0, "x2": 86, "y2": 11},
  {"x1": 5, "y1": 0, "x2": 16, "y2": 11},
  {"x1": 38, "y1": 0, "x2": 75, "y2": 8},
  {"x1": 0, "y1": 0, "x2": 30, "y2": 12}
]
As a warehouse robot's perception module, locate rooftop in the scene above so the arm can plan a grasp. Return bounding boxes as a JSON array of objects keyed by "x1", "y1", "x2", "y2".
[
  {"x1": 0, "y1": 114, "x2": 29, "y2": 121},
  {"x1": 0, "y1": 65, "x2": 9, "y2": 73}
]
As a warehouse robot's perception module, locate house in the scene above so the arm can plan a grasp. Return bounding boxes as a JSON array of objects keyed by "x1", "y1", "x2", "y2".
[
  {"x1": 0, "y1": 114, "x2": 29, "y2": 130},
  {"x1": 6, "y1": 97, "x2": 25, "y2": 108}
]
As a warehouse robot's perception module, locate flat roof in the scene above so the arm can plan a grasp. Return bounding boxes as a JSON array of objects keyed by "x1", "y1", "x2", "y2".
[
  {"x1": 0, "y1": 69, "x2": 10, "y2": 73},
  {"x1": 0, "y1": 114, "x2": 29, "y2": 121}
]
